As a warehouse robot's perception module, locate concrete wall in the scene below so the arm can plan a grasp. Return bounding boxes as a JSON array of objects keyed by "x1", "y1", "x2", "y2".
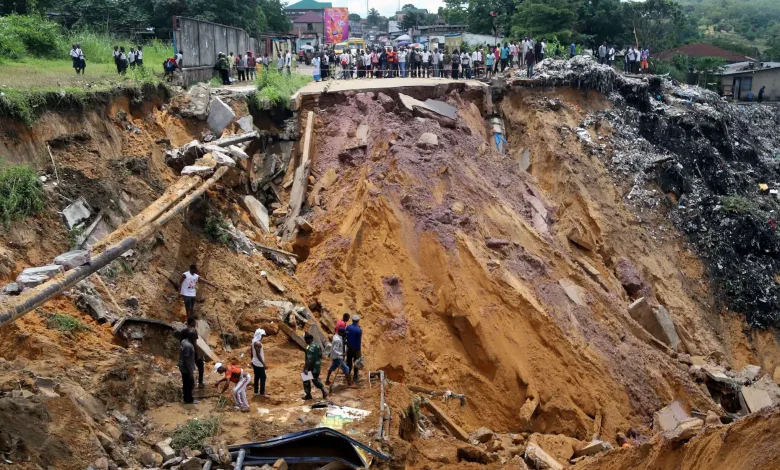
[
  {"x1": 720, "y1": 69, "x2": 780, "y2": 101},
  {"x1": 174, "y1": 17, "x2": 255, "y2": 69}
]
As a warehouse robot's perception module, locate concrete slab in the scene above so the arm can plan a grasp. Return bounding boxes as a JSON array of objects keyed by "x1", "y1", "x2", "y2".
[
  {"x1": 574, "y1": 440, "x2": 610, "y2": 458},
  {"x1": 559, "y1": 278, "x2": 586, "y2": 307},
  {"x1": 239, "y1": 195, "x2": 270, "y2": 232},
  {"x1": 62, "y1": 197, "x2": 92, "y2": 229},
  {"x1": 653, "y1": 401, "x2": 690, "y2": 433},
  {"x1": 207, "y1": 97, "x2": 235, "y2": 134},
  {"x1": 742, "y1": 386, "x2": 773, "y2": 413},
  {"x1": 628, "y1": 298, "x2": 680, "y2": 349},
  {"x1": 16, "y1": 265, "x2": 64, "y2": 288},
  {"x1": 424, "y1": 98, "x2": 457, "y2": 119},
  {"x1": 54, "y1": 250, "x2": 91, "y2": 271}
]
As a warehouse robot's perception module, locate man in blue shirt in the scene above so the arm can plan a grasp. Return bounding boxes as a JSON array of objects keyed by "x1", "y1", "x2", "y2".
[
  {"x1": 570, "y1": 43, "x2": 576, "y2": 58},
  {"x1": 345, "y1": 314, "x2": 363, "y2": 382},
  {"x1": 500, "y1": 42, "x2": 509, "y2": 72}
]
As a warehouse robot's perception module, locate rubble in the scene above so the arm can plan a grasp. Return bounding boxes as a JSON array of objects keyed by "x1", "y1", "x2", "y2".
[
  {"x1": 524, "y1": 442, "x2": 563, "y2": 470},
  {"x1": 416, "y1": 132, "x2": 439, "y2": 149},
  {"x1": 207, "y1": 97, "x2": 235, "y2": 134},
  {"x1": 16, "y1": 265, "x2": 64, "y2": 289},
  {"x1": 180, "y1": 83, "x2": 210, "y2": 120},
  {"x1": 236, "y1": 115, "x2": 254, "y2": 133},
  {"x1": 627, "y1": 298, "x2": 681, "y2": 349},
  {"x1": 53, "y1": 250, "x2": 91, "y2": 271}
]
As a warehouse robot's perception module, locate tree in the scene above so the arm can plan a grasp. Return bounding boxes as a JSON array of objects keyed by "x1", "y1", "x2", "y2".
[
  {"x1": 440, "y1": 0, "x2": 468, "y2": 25},
  {"x1": 401, "y1": 3, "x2": 417, "y2": 10},
  {"x1": 469, "y1": 0, "x2": 515, "y2": 36},
  {"x1": 400, "y1": 11, "x2": 426, "y2": 31},
  {"x1": 368, "y1": 7, "x2": 380, "y2": 25},
  {"x1": 511, "y1": 0, "x2": 577, "y2": 40},
  {"x1": 626, "y1": 0, "x2": 693, "y2": 52},
  {"x1": 348, "y1": 13, "x2": 361, "y2": 22},
  {"x1": 577, "y1": 0, "x2": 629, "y2": 48}
]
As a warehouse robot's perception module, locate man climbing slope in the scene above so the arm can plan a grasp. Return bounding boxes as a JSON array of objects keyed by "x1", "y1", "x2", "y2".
[
  {"x1": 179, "y1": 264, "x2": 216, "y2": 317},
  {"x1": 302, "y1": 333, "x2": 328, "y2": 400},
  {"x1": 326, "y1": 327, "x2": 352, "y2": 389},
  {"x1": 346, "y1": 314, "x2": 363, "y2": 382}
]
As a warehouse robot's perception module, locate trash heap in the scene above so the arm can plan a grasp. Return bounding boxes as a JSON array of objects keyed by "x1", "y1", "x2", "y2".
[{"x1": 578, "y1": 66, "x2": 780, "y2": 327}]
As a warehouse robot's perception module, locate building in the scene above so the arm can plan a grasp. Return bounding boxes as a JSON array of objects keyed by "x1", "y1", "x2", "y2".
[
  {"x1": 285, "y1": 0, "x2": 332, "y2": 20},
  {"x1": 291, "y1": 11, "x2": 324, "y2": 47},
  {"x1": 718, "y1": 61, "x2": 780, "y2": 101},
  {"x1": 655, "y1": 43, "x2": 754, "y2": 64}
]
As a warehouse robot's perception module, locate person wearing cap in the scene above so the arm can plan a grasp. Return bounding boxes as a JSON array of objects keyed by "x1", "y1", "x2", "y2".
[
  {"x1": 250, "y1": 328, "x2": 267, "y2": 396},
  {"x1": 303, "y1": 333, "x2": 327, "y2": 400},
  {"x1": 326, "y1": 327, "x2": 352, "y2": 388},
  {"x1": 214, "y1": 363, "x2": 251, "y2": 411},
  {"x1": 178, "y1": 329, "x2": 198, "y2": 404},
  {"x1": 346, "y1": 314, "x2": 363, "y2": 382},
  {"x1": 335, "y1": 313, "x2": 349, "y2": 335}
]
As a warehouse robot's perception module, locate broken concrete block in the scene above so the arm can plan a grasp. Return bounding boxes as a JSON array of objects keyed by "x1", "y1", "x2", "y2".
[
  {"x1": 272, "y1": 459, "x2": 288, "y2": 470},
  {"x1": 212, "y1": 151, "x2": 236, "y2": 168},
  {"x1": 377, "y1": 92, "x2": 395, "y2": 111},
  {"x1": 653, "y1": 401, "x2": 691, "y2": 433},
  {"x1": 628, "y1": 298, "x2": 680, "y2": 349},
  {"x1": 737, "y1": 364, "x2": 762, "y2": 383},
  {"x1": 416, "y1": 132, "x2": 439, "y2": 149},
  {"x1": 573, "y1": 440, "x2": 610, "y2": 457},
  {"x1": 154, "y1": 439, "x2": 176, "y2": 462},
  {"x1": 181, "y1": 83, "x2": 211, "y2": 120},
  {"x1": 663, "y1": 418, "x2": 703, "y2": 442},
  {"x1": 518, "y1": 147, "x2": 531, "y2": 172},
  {"x1": 16, "y1": 265, "x2": 64, "y2": 288},
  {"x1": 559, "y1": 278, "x2": 586, "y2": 307},
  {"x1": 742, "y1": 384, "x2": 775, "y2": 413},
  {"x1": 35, "y1": 376, "x2": 57, "y2": 389},
  {"x1": 239, "y1": 195, "x2": 270, "y2": 232},
  {"x1": 62, "y1": 197, "x2": 92, "y2": 229},
  {"x1": 567, "y1": 225, "x2": 595, "y2": 251},
  {"x1": 196, "y1": 337, "x2": 220, "y2": 363},
  {"x1": 54, "y1": 250, "x2": 91, "y2": 271},
  {"x1": 296, "y1": 217, "x2": 313, "y2": 233},
  {"x1": 469, "y1": 427, "x2": 494, "y2": 444},
  {"x1": 207, "y1": 97, "x2": 235, "y2": 134},
  {"x1": 236, "y1": 115, "x2": 254, "y2": 133},
  {"x1": 518, "y1": 397, "x2": 539, "y2": 430},
  {"x1": 525, "y1": 443, "x2": 563, "y2": 470},
  {"x1": 228, "y1": 145, "x2": 249, "y2": 160},
  {"x1": 181, "y1": 165, "x2": 215, "y2": 177},
  {"x1": 196, "y1": 319, "x2": 211, "y2": 342},
  {"x1": 2, "y1": 282, "x2": 21, "y2": 295}
]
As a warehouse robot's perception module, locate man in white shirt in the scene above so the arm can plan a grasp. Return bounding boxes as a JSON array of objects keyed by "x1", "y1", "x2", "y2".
[
  {"x1": 285, "y1": 50, "x2": 292, "y2": 74},
  {"x1": 326, "y1": 327, "x2": 352, "y2": 387},
  {"x1": 128, "y1": 47, "x2": 136, "y2": 68},
  {"x1": 471, "y1": 49, "x2": 480, "y2": 77},
  {"x1": 251, "y1": 328, "x2": 267, "y2": 395},
  {"x1": 522, "y1": 38, "x2": 529, "y2": 66},
  {"x1": 135, "y1": 45, "x2": 144, "y2": 66},
  {"x1": 431, "y1": 47, "x2": 439, "y2": 77},
  {"x1": 179, "y1": 264, "x2": 217, "y2": 316},
  {"x1": 398, "y1": 48, "x2": 407, "y2": 77},
  {"x1": 421, "y1": 49, "x2": 430, "y2": 78},
  {"x1": 461, "y1": 50, "x2": 471, "y2": 79}
]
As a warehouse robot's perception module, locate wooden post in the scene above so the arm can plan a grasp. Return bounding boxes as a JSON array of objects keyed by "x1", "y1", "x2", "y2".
[
  {"x1": 281, "y1": 111, "x2": 315, "y2": 239},
  {"x1": 423, "y1": 400, "x2": 469, "y2": 442}
]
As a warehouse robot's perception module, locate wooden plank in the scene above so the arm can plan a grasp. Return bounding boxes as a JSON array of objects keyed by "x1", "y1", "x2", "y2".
[
  {"x1": 279, "y1": 322, "x2": 307, "y2": 350},
  {"x1": 423, "y1": 400, "x2": 469, "y2": 442},
  {"x1": 282, "y1": 111, "x2": 315, "y2": 239}
]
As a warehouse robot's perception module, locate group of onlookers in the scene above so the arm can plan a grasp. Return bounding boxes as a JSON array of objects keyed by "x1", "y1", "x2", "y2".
[{"x1": 112, "y1": 45, "x2": 144, "y2": 74}]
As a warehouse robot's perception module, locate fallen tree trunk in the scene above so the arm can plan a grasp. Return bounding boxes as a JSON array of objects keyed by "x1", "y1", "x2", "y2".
[{"x1": 0, "y1": 168, "x2": 228, "y2": 327}]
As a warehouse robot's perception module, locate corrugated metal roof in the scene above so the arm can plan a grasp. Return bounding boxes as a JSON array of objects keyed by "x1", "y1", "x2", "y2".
[
  {"x1": 286, "y1": 0, "x2": 332, "y2": 10},
  {"x1": 655, "y1": 43, "x2": 754, "y2": 63},
  {"x1": 719, "y1": 61, "x2": 780, "y2": 76}
]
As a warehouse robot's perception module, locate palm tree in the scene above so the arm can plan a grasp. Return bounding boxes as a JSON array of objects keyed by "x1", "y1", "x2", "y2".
[{"x1": 368, "y1": 8, "x2": 380, "y2": 25}]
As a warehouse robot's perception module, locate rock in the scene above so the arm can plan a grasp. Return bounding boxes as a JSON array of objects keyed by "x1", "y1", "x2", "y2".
[
  {"x1": 180, "y1": 447, "x2": 201, "y2": 459},
  {"x1": 457, "y1": 445, "x2": 491, "y2": 464},
  {"x1": 377, "y1": 92, "x2": 395, "y2": 111},
  {"x1": 16, "y1": 264, "x2": 64, "y2": 288},
  {"x1": 162, "y1": 456, "x2": 183, "y2": 469},
  {"x1": 212, "y1": 151, "x2": 236, "y2": 168},
  {"x1": 207, "y1": 97, "x2": 235, "y2": 134},
  {"x1": 355, "y1": 92, "x2": 375, "y2": 112},
  {"x1": 567, "y1": 225, "x2": 595, "y2": 251},
  {"x1": 470, "y1": 427, "x2": 494, "y2": 444},
  {"x1": 236, "y1": 115, "x2": 255, "y2": 133},
  {"x1": 546, "y1": 98, "x2": 563, "y2": 111},
  {"x1": 416, "y1": 132, "x2": 439, "y2": 149},
  {"x1": 96, "y1": 431, "x2": 114, "y2": 452},
  {"x1": 296, "y1": 217, "x2": 313, "y2": 233},
  {"x1": 239, "y1": 195, "x2": 270, "y2": 232},
  {"x1": 486, "y1": 238, "x2": 511, "y2": 249},
  {"x1": 737, "y1": 364, "x2": 762, "y2": 383},
  {"x1": 517, "y1": 397, "x2": 539, "y2": 430},
  {"x1": 678, "y1": 353, "x2": 693, "y2": 365},
  {"x1": 272, "y1": 459, "x2": 288, "y2": 470},
  {"x1": 559, "y1": 278, "x2": 586, "y2": 307},
  {"x1": 182, "y1": 83, "x2": 211, "y2": 120},
  {"x1": 653, "y1": 401, "x2": 691, "y2": 433},
  {"x1": 615, "y1": 258, "x2": 644, "y2": 295},
  {"x1": 704, "y1": 410, "x2": 721, "y2": 426},
  {"x1": 124, "y1": 296, "x2": 139, "y2": 308},
  {"x1": 196, "y1": 319, "x2": 211, "y2": 342},
  {"x1": 628, "y1": 298, "x2": 680, "y2": 349},
  {"x1": 181, "y1": 140, "x2": 205, "y2": 162},
  {"x1": 77, "y1": 291, "x2": 113, "y2": 323},
  {"x1": 228, "y1": 145, "x2": 250, "y2": 160},
  {"x1": 518, "y1": 147, "x2": 531, "y2": 172},
  {"x1": 92, "y1": 457, "x2": 110, "y2": 470},
  {"x1": 2, "y1": 282, "x2": 21, "y2": 295},
  {"x1": 524, "y1": 443, "x2": 563, "y2": 470},
  {"x1": 451, "y1": 201, "x2": 465, "y2": 214},
  {"x1": 139, "y1": 451, "x2": 162, "y2": 468},
  {"x1": 181, "y1": 165, "x2": 216, "y2": 176},
  {"x1": 112, "y1": 410, "x2": 129, "y2": 424},
  {"x1": 154, "y1": 438, "x2": 176, "y2": 462},
  {"x1": 179, "y1": 457, "x2": 206, "y2": 470},
  {"x1": 573, "y1": 440, "x2": 610, "y2": 457},
  {"x1": 511, "y1": 455, "x2": 531, "y2": 469},
  {"x1": 263, "y1": 272, "x2": 286, "y2": 293},
  {"x1": 742, "y1": 383, "x2": 774, "y2": 413},
  {"x1": 486, "y1": 436, "x2": 504, "y2": 453},
  {"x1": 63, "y1": 197, "x2": 92, "y2": 229},
  {"x1": 34, "y1": 376, "x2": 57, "y2": 389},
  {"x1": 663, "y1": 418, "x2": 703, "y2": 442},
  {"x1": 11, "y1": 389, "x2": 34, "y2": 398},
  {"x1": 54, "y1": 250, "x2": 91, "y2": 271}
]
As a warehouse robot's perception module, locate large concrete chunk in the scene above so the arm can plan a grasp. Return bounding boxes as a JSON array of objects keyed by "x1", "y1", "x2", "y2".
[
  {"x1": 154, "y1": 438, "x2": 176, "y2": 462},
  {"x1": 181, "y1": 83, "x2": 210, "y2": 120},
  {"x1": 653, "y1": 401, "x2": 690, "y2": 433},
  {"x1": 227, "y1": 145, "x2": 249, "y2": 160},
  {"x1": 663, "y1": 418, "x2": 703, "y2": 442},
  {"x1": 525, "y1": 443, "x2": 563, "y2": 470},
  {"x1": 181, "y1": 165, "x2": 215, "y2": 177},
  {"x1": 518, "y1": 397, "x2": 539, "y2": 430},
  {"x1": 16, "y1": 265, "x2": 64, "y2": 288},
  {"x1": 195, "y1": 337, "x2": 219, "y2": 363},
  {"x1": 469, "y1": 427, "x2": 494, "y2": 444},
  {"x1": 207, "y1": 97, "x2": 235, "y2": 134},
  {"x1": 615, "y1": 257, "x2": 644, "y2": 294},
  {"x1": 573, "y1": 440, "x2": 610, "y2": 457},
  {"x1": 212, "y1": 151, "x2": 236, "y2": 168},
  {"x1": 240, "y1": 195, "x2": 270, "y2": 232},
  {"x1": 742, "y1": 386, "x2": 773, "y2": 413},
  {"x1": 62, "y1": 197, "x2": 92, "y2": 229},
  {"x1": 559, "y1": 278, "x2": 586, "y2": 307},
  {"x1": 54, "y1": 250, "x2": 91, "y2": 271},
  {"x1": 236, "y1": 115, "x2": 254, "y2": 133},
  {"x1": 628, "y1": 298, "x2": 680, "y2": 349}
]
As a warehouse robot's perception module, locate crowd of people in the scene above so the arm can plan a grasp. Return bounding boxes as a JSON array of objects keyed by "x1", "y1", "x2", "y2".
[
  {"x1": 175, "y1": 264, "x2": 365, "y2": 410},
  {"x1": 596, "y1": 42, "x2": 652, "y2": 74},
  {"x1": 111, "y1": 45, "x2": 145, "y2": 74}
]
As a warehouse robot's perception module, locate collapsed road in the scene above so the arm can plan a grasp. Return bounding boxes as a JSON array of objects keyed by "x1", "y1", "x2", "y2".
[{"x1": 0, "y1": 58, "x2": 780, "y2": 470}]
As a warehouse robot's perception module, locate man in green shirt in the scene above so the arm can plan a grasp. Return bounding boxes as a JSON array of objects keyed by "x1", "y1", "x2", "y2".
[
  {"x1": 303, "y1": 333, "x2": 328, "y2": 400},
  {"x1": 216, "y1": 52, "x2": 230, "y2": 85}
]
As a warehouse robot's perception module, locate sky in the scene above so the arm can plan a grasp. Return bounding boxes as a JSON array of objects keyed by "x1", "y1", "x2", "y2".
[{"x1": 333, "y1": 0, "x2": 445, "y2": 18}]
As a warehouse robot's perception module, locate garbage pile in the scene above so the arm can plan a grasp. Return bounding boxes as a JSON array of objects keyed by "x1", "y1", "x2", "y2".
[{"x1": 582, "y1": 67, "x2": 780, "y2": 327}]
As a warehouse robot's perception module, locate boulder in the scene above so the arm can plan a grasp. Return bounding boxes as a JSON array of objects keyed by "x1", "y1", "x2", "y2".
[
  {"x1": 457, "y1": 445, "x2": 491, "y2": 464},
  {"x1": 207, "y1": 97, "x2": 235, "y2": 134},
  {"x1": 653, "y1": 401, "x2": 691, "y2": 433},
  {"x1": 615, "y1": 257, "x2": 644, "y2": 295},
  {"x1": 240, "y1": 195, "x2": 270, "y2": 232},
  {"x1": 2, "y1": 282, "x2": 21, "y2": 295},
  {"x1": 524, "y1": 443, "x2": 563, "y2": 470},
  {"x1": 16, "y1": 265, "x2": 64, "y2": 288},
  {"x1": 54, "y1": 250, "x2": 91, "y2": 271},
  {"x1": 154, "y1": 438, "x2": 176, "y2": 462},
  {"x1": 181, "y1": 83, "x2": 211, "y2": 120},
  {"x1": 416, "y1": 132, "x2": 439, "y2": 149},
  {"x1": 179, "y1": 457, "x2": 206, "y2": 470},
  {"x1": 737, "y1": 364, "x2": 762, "y2": 383},
  {"x1": 517, "y1": 397, "x2": 539, "y2": 430},
  {"x1": 139, "y1": 451, "x2": 162, "y2": 468},
  {"x1": 181, "y1": 165, "x2": 216, "y2": 177},
  {"x1": 63, "y1": 197, "x2": 92, "y2": 229},
  {"x1": 377, "y1": 92, "x2": 395, "y2": 111},
  {"x1": 236, "y1": 115, "x2": 255, "y2": 133},
  {"x1": 663, "y1": 418, "x2": 703, "y2": 442},
  {"x1": 628, "y1": 298, "x2": 680, "y2": 349},
  {"x1": 469, "y1": 427, "x2": 494, "y2": 444}
]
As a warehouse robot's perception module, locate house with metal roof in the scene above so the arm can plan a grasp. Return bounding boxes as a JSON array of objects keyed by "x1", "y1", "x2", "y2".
[
  {"x1": 717, "y1": 61, "x2": 780, "y2": 101},
  {"x1": 655, "y1": 43, "x2": 755, "y2": 64},
  {"x1": 285, "y1": 0, "x2": 333, "y2": 20}
]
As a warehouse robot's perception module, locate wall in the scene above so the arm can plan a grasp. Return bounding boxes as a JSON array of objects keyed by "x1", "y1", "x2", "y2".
[{"x1": 721, "y1": 69, "x2": 780, "y2": 101}]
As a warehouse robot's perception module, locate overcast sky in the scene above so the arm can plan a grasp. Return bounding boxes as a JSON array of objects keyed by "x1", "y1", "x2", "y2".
[{"x1": 332, "y1": 0, "x2": 445, "y2": 18}]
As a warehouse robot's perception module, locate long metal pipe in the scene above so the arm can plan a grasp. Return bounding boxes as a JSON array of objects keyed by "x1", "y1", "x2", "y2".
[{"x1": 0, "y1": 167, "x2": 228, "y2": 327}]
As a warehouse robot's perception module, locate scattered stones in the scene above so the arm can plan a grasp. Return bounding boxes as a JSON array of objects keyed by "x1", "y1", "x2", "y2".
[
  {"x1": 16, "y1": 265, "x2": 64, "y2": 289},
  {"x1": 181, "y1": 165, "x2": 215, "y2": 177},
  {"x1": 228, "y1": 145, "x2": 250, "y2": 160},
  {"x1": 54, "y1": 250, "x2": 91, "y2": 271},
  {"x1": 664, "y1": 418, "x2": 703, "y2": 442},
  {"x1": 236, "y1": 115, "x2": 254, "y2": 133},
  {"x1": 207, "y1": 97, "x2": 235, "y2": 134},
  {"x1": 63, "y1": 197, "x2": 92, "y2": 229},
  {"x1": 524, "y1": 443, "x2": 563, "y2": 470},
  {"x1": 416, "y1": 132, "x2": 439, "y2": 150},
  {"x1": 154, "y1": 438, "x2": 176, "y2": 462}
]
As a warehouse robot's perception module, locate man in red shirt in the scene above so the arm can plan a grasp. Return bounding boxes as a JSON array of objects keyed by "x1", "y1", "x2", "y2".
[
  {"x1": 388, "y1": 47, "x2": 397, "y2": 77},
  {"x1": 335, "y1": 313, "x2": 349, "y2": 334}
]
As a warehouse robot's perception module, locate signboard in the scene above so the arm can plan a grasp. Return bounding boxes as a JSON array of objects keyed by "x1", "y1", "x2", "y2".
[{"x1": 324, "y1": 8, "x2": 349, "y2": 44}]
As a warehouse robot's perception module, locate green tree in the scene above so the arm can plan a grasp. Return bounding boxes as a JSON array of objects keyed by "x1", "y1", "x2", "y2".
[
  {"x1": 576, "y1": 0, "x2": 629, "y2": 48},
  {"x1": 401, "y1": 3, "x2": 417, "y2": 10},
  {"x1": 348, "y1": 13, "x2": 361, "y2": 22},
  {"x1": 626, "y1": 0, "x2": 693, "y2": 52},
  {"x1": 368, "y1": 7, "x2": 380, "y2": 25},
  {"x1": 439, "y1": 0, "x2": 468, "y2": 25},
  {"x1": 511, "y1": 0, "x2": 578, "y2": 40}
]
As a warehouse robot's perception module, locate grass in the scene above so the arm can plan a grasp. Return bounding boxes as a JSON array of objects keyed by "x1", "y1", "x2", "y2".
[
  {"x1": 170, "y1": 416, "x2": 221, "y2": 452},
  {"x1": 0, "y1": 163, "x2": 44, "y2": 228},
  {"x1": 254, "y1": 69, "x2": 311, "y2": 108},
  {"x1": 722, "y1": 195, "x2": 753, "y2": 214},
  {"x1": 45, "y1": 312, "x2": 91, "y2": 333}
]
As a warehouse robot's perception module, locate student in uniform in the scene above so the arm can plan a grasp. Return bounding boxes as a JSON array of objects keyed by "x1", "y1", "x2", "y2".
[
  {"x1": 128, "y1": 47, "x2": 136, "y2": 68},
  {"x1": 118, "y1": 47, "x2": 128, "y2": 74},
  {"x1": 176, "y1": 49, "x2": 184, "y2": 70},
  {"x1": 113, "y1": 45, "x2": 121, "y2": 73},
  {"x1": 70, "y1": 44, "x2": 81, "y2": 74},
  {"x1": 135, "y1": 45, "x2": 143, "y2": 67}
]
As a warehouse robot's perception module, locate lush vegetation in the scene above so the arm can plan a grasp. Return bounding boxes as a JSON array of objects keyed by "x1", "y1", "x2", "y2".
[
  {"x1": 255, "y1": 69, "x2": 311, "y2": 108},
  {"x1": 170, "y1": 417, "x2": 221, "y2": 452},
  {"x1": 1, "y1": 0, "x2": 290, "y2": 37},
  {"x1": 0, "y1": 162, "x2": 45, "y2": 227}
]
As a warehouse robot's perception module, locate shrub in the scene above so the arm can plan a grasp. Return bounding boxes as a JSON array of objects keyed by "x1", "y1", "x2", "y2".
[
  {"x1": 45, "y1": 312, "x2": 91, "y2": 333},
  {"x1": 204, "y1": 215, "x2": 232, "y2": 245},
  {"x1": 0, "y1": 162, "x2": 45, "y2": 228},
  {"x1": 170, "y1": 417, "x2": 220, "y2": 451},
  {"x1": 0, "y1": 15, "x2": 64, "y2": 59},
  {"x1": 255, "y1": 69, "x2": 311, "y2": 108},
  {"x1": 721, "y1": 195, "x2": 752, "y2": 214}
]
